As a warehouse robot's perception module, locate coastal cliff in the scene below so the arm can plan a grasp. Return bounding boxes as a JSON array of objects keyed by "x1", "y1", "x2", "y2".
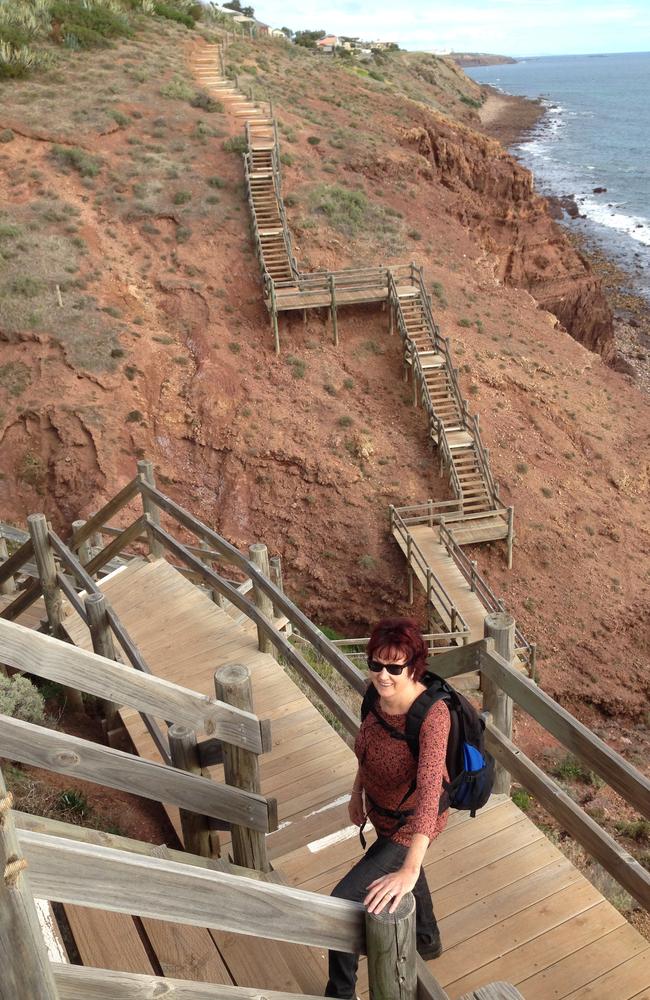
[{"x1": 402, "y1": 117, "x2": 615, "y2": 359}]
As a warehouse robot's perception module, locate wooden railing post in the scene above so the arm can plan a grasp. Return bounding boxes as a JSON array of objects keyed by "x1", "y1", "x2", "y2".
[
  {"x1": 84, "y1": 593, "x2": 121, "y2": 742},
  {"x1": 28, "y1": 515, "x2": 63, "y2": 636},
  {"x1": 329, "y1": 274, "x2": 338, "y2": 346},
  {"x1": 269, "y1": 555, "x2": 284, "y2": 620},
  {"x1": 0, "y1": 769, "x2": 60, "y2": 1000},
  {"x1": 28, "y1": 515, "x2": 83, "y2": 712},
  {"x1": 482, "y1": 612, "x2": 514, "y2": 795},
  {"x1": 365, "y1": 891, "x2": 417, "y2": 1000},
  {"x1": 506, "y1": 506, "x2": 514, "y2": 569},
  {"x1": 136, "y1": 460, "x2": 163, "y2": 559},
  {"x1": 249, "y1": 543, "x2": 275, "y2": 657},
  {"x1": 0, "y1": 537, "x2": 16, "y2": 595},
  {"x1": 214, "y1": 664, "x2": 272, "y2": 872},
  {"x1": 168, "y1": 725, "x2": 213, "y2": 859},
  {"x1": 71, "y1": 520, "x2": 93, "y2": 568}
]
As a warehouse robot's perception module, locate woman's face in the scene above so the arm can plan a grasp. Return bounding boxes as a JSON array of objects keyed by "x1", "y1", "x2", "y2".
[{"x1": 370, "y1": 649, "x2": 413, "y2": 704}]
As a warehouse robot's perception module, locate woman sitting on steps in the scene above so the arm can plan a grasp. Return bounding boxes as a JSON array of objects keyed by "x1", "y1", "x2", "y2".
[{"x1": 324, "y1": 617, "x2": 450, "y2": 999}]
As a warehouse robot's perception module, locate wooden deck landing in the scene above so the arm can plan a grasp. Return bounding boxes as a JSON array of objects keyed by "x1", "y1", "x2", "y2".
[{"x1": 55, "y1": 558, "x2": 650, "y2": 998}]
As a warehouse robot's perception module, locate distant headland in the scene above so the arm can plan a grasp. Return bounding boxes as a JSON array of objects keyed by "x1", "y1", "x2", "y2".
[{"x1": 451, "y1": 52, "x2": 518, "y2": 67}]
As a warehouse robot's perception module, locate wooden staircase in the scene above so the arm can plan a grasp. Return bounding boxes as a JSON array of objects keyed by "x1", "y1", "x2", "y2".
[{"x1": 393, "y1": 281, "x2": 500, "y2": 529}]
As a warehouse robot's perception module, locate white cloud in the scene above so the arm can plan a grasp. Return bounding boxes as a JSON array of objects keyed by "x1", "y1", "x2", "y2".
[{"x1": 254, "y1": 0, "x2": 650, "y2": 55}]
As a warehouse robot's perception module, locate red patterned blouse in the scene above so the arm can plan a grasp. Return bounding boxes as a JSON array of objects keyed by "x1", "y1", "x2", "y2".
[{"x1": 354, "y1": 699, "x2": 451, "y2": 846}]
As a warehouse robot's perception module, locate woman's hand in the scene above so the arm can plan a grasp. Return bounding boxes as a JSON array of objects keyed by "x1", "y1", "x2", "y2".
[
  {"x1": 348, "y1": 791, "x2": 365, "y2": 826},
  {"x1": 364, "y1": 866, "x2": 419, "y2": 915}
]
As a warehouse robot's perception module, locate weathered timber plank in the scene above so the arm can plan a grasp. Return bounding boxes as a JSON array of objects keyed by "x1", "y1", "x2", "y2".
[
  {"x1": 0, "y1": 716, "x2": 270, "y2": 832},
  {"x1": 142, "y1": 918, "x2": 233, "y2": 983},
  {"x1": 22, "y1": 831, "x2": 365, "y2": 953},
  {"x1": 561, "y1": 950, "x2": 650, "y2": 1000},
  {"x1": 64, "y1": 906, "x2": 154, "y2": 974},
  {"x1": 440, "y1": 857, "x2": 582, "y2": 951},
  {"x1": 0, "y1": 619, "x2": 266, "y2": 754},
  {"x1": 433, "y1": 881, "x2": 602, "y2": 988},
  {"x1": 518, "y1": 922, "x2": 649, "y2": 1000},
  {"x1": 443, "y1": 900, "x2": 624, "y2": 997},
  {"x1": 52, "y1": 964, "x2": 326, "y2": 999}
]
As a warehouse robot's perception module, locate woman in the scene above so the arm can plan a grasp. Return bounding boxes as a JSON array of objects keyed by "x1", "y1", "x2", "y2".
[{"x1": 324, "y1": 617, "x2": 450, "y2": 1000}]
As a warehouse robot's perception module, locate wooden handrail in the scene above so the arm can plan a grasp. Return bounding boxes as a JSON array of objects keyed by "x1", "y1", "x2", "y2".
[
  {"x1": 1, "y1": 716, "x2": 274, "y2": 832},
  {"x1": 23, "y1": 829, "x2": 364, "y2": 951},
  {"x1": 138, "y1": 486, "x2": 366, "y2": 692},
  {"x1": 147, "y1": 519, "x2": 363, "y2": 735},
  {"x1": 65, "y1": 477, "x2": 141, "y2": 552},
  {"x1": 479, "y1": 642, "x2": 650, "y2": 817},
  {"x1": 52, "y1": 965, "x2": 327, "y2": 1000},
  {"x1": 0, "y1": 536, "x2": 34, "y2": 586},
  {"x1": 0, "y1": 620, "x2": 269, "y2": 755}
]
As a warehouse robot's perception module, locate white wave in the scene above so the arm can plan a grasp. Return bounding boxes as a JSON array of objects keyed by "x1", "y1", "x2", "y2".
[{"x1": 580, "y1": 198, "x2": 650, "y2": 247}]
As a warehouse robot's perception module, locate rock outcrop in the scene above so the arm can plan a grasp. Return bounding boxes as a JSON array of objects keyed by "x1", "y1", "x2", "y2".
[{"x1": 402, "y1": 118, "x2": 616, "y2": 360}]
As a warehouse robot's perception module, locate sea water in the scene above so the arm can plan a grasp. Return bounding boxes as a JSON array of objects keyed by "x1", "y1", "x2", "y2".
[{"x1": 466, "y1": 52, "x2": 650, "y2": 300}]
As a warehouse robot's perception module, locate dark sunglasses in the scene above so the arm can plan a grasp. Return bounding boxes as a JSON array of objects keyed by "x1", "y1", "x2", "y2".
[{"x1": 368, "y1": 659, "x2": 411, "y2": 676}]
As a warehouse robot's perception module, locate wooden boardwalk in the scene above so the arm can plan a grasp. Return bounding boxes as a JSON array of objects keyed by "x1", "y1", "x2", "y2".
[{"x1": 58, "y1": 558, "x2": 650, "y2": 998}]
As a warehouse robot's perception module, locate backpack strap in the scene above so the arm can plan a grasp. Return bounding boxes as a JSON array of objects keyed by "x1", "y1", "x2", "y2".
[{"x1": 403, "y1": 674, "x2": 452, "y2": 760}]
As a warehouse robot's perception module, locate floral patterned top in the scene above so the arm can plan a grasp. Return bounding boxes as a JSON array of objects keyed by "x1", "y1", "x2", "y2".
[{"x1": 354, "y1": 698, "x2": 451, "y2": 846}]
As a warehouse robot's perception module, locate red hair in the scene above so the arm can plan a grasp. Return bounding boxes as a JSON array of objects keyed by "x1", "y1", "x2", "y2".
[{"x1": 366, "y1": 618, "x2": 428, "y2": 682}]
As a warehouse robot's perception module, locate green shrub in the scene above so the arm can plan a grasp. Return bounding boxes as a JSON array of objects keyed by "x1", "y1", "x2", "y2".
[
  {"x1": 552, "y1": 753, "x2": 603, "y2": 787},
  {"x1": 0, "y1": 129, "x2": 14, "y2": 143},
  {"x1": 460, "y1": 94, "x2": 482, "y2": 109},
  {"x1": 207, "y1": 175, "x2": 226, "y2": 188},
  {"x1": 172, "y1": 190, "x2": 191, "y2": 205},
  {"x1": 126, "y1": 409, "x2": 143, "y2": 422},
  {"x1": 109, "y1": 109, "x2": 130, "y2": 126},
  {"x1": 50, "y1": 0, "x2": 133, "y2": 47},
  {"x1": 285, "y1": 354, "x2": 306, "y2": 378},
  {"x1": 153, "y1": 2, "x2": 196, "y2": 28},
  {"x1": 223, "y1": 135, "x2": 247, "y2": 154},
  {"x1": 190, "y1": 92, "x2": 223, "y2": 112},
  {"x1": 458, "y1": 317, "x2": 472, "y2": 328},
  {"x1": 52, "y1": 145, "x2": 102, "y2": 178},
  {"x1": 511, "y1": 787, "x2": 532, "y2": 812},
  {"x1": 310, "y1": 184, "x2": 367, "y2": 236},
  {"x1": 160, "y1": 75, "x2": 195, "y2": 101},
  {"x1": 307, "y1": 135, "x2": 321, "y2": 145},
  {"x1": 0, "y1": 674, "x2": 45, "y2": 723}
]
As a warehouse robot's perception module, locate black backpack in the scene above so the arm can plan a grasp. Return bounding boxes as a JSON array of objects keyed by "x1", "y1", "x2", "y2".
[{"x1": 360, "y1": 672, "x2": 495, "y2": 835}]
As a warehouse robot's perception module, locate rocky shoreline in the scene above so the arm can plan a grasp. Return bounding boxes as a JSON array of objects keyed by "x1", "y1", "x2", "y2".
[{"x1": 478, "y1": 85, "x2": 650, "y2": 390}]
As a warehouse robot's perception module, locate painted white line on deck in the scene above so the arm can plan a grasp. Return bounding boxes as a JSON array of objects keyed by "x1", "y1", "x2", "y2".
[
  {"x1": 305, "y1": 794, "x2": 350, "y2": 818},
  {"x1": 307, "y1": 824, "x2": 358, "y2": 853}
]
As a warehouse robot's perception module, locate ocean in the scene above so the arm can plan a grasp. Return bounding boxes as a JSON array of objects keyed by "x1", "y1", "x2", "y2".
[{"x1": 466, "y1": 52, "x2": 650, "y2": 300}]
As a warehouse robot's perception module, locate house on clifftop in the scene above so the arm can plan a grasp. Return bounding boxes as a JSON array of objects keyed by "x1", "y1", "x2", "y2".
[{"x1": 316, "y1": 34, "x2": 339, "y2": 53}]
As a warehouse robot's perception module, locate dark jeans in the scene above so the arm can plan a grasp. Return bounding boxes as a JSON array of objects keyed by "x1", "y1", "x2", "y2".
[{"x1": 324, "y1": 837, "x2": 438, "y2": 999}]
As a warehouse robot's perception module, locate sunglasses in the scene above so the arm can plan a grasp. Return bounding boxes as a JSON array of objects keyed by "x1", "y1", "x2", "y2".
[{"x1": 368, "y1": 659, "x2": 412, "y2": 676}]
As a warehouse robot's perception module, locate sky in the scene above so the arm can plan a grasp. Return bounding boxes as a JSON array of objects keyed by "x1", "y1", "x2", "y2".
[{"x1": 252, "y1": 1, "x2": 650, "y2": 57}]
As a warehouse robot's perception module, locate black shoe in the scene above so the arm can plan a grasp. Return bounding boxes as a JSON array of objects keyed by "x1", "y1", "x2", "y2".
[{"x1": 417, "y1": 929, "x2": 443, "y2": 960}]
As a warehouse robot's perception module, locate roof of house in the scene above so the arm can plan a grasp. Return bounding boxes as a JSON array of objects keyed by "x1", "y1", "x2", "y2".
[{"x1": 316, "y1": 34, "x2": 338, "y2": 45}]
